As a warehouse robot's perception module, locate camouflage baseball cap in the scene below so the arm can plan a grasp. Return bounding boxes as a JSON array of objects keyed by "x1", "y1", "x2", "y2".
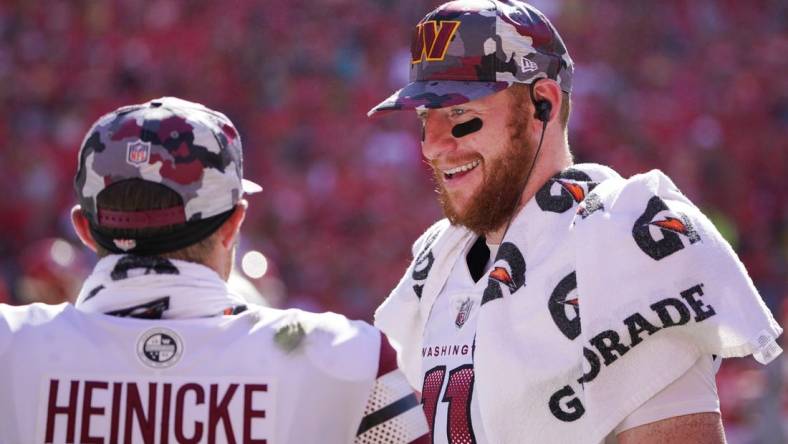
[
  {"x1": 368, "y1": 0, "x2": 573, "y2": 116},
  {"x1": 75, "y1": 97, "x2": 262, "y2": 229}
]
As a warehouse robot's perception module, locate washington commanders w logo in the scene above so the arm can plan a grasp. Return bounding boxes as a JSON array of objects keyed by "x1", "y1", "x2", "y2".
[{"x1": 411, "y1": 20, "x2": 460, "y2": 64}]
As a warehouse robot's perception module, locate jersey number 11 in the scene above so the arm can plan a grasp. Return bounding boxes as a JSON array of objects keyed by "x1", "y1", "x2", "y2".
[{"x1": 421, "y1": 364, "x2": 476, "y2": 444}]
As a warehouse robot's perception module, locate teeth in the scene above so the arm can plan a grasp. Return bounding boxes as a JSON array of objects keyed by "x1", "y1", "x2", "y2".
[{"x1": 443, "y1": 160, "x2": 480, "y2": 176}]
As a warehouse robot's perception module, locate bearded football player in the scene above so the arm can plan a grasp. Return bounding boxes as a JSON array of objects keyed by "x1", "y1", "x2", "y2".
[{"x1": 368, "y1": 1, "x2": 783, "y2": 443}]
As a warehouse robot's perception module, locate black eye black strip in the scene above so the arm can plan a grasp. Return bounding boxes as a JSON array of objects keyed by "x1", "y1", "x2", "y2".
[{"x1": 451, "y1": 117, "x2": 483, "y2": 138}]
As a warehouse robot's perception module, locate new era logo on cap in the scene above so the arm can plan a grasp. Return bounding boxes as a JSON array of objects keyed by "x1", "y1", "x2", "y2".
[{"x1": 521, "y1": 56, "x2": 538, "y2": 73}]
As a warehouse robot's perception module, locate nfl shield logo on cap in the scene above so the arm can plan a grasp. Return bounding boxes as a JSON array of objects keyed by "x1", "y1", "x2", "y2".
[
  {"x1": 75, "y1": 96, "x2": 263, "y2": 232},
  {"x1": 126, "y1": 140, "x2": 151, "y2": 166}
]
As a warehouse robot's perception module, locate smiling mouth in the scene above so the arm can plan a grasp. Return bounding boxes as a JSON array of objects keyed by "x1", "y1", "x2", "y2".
[{"x1": 442, "y1": 159, "x2": 481, "y2": 180}]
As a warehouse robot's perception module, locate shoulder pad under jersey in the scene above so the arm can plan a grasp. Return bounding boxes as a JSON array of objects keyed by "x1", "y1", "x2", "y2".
[
  {"x1": 0, "y1": 303, "x2": 71, "y2": 355},
  {"x1": 268, "y1": 308, "x2": 382, "y2": 382}
]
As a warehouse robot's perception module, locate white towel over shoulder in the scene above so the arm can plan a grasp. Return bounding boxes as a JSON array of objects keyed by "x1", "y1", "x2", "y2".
[
  {"x1": 376, "y1": 165, "x2": 782, "y2": 443},
  {"x1": 568, "y1": 169, "x2": 783, "y2": 439}
]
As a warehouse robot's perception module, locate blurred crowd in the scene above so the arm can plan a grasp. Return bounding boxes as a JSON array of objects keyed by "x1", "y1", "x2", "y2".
[{"x1": 0, "y1": 0, "x2": 784, "y2": 441}]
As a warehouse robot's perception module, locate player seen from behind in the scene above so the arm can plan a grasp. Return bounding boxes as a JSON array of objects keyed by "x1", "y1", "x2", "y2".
[{"x1": 0, "y1": 97, "x2": 429, "y2": 443}]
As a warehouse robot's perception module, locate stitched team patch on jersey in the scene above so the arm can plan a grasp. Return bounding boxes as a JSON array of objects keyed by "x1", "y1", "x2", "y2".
[{"x1": 136, "y1": 327, "x2": 183, "y2": 369}]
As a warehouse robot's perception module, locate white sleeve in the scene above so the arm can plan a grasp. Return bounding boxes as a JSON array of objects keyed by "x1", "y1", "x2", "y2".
[
  {"x1": 355, "y1": 334, "x2": 429, "y2": 444},
  {"x1": 614, "y1": 355, "x2": 720, "y2": 435}
]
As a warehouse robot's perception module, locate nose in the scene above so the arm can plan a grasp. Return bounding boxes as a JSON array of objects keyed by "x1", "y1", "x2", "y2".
[{"x1": 421, "y1": 112, "x2": 457, "y2": 161}]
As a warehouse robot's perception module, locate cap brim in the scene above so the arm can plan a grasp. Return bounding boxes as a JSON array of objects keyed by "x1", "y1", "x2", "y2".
[
  {"x1": 367, "y1": 80, "x2": 510, "y2": 117},
  {"x1": 242, "y1": 178, "x2": 263, "y2": 194}
]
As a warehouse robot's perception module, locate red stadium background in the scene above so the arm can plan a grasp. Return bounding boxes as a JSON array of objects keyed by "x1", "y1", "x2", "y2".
[{"x1": 0, "y1": 1, "x2": 784, "y2": 441}]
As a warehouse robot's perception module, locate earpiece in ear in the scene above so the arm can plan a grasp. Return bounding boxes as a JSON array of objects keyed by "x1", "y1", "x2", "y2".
[
  {"x1": 451, "y1": 117, "x2": 483, "y2": 138},
  {"x1": 529, "y1": 78, "x2": 552, "y2": 123},
  {"x1": 534, "y1": 100, "x2": 552, "y2": 123}
]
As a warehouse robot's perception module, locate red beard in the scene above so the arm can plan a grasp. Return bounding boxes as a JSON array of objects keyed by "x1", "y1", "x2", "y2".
[{"x1": 432, "y1": 117, "x2": 536, "y2": 235}]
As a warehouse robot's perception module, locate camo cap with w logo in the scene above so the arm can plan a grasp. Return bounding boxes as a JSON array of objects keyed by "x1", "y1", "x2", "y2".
[{"x1": 368, "y1": 0, "x2": 573, "y2": 116}]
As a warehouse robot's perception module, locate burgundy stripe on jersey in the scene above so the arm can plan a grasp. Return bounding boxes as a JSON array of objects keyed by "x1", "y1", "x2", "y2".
[
  {"x1": 377, "y1": 333, "x2": 399, "y2": 378},
  {"x1": 410, "y1": 435, "x2": 431, "y2": 444}
]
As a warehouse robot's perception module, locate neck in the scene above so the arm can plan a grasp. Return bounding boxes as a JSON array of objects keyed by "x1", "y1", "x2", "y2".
[
  {"x1": 485, "y1": 148, "x2": 572, "y2": 245},
  {"x1": 204, "y1": 249, "x2": 232, "y2": 281}
]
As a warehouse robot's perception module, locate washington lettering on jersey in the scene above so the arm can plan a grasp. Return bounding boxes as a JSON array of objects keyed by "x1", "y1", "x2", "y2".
[
  {"x1": 422, "y1": 343, "x2": 472, "y2": 358},
  {"x1": 41, "y1": 377, "x2": 272, "y2": 444}
]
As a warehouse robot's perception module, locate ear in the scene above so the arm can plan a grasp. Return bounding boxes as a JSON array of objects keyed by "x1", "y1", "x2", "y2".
[
  {"x1": 70, "y1": 205, "x2": 98, "y2": 253},
  {"x1": 218, "y1": 200, "x2": 248, "y2": 249},
  {"x1": 532, "y1": 78, "x2": 562, "y2": 123}
]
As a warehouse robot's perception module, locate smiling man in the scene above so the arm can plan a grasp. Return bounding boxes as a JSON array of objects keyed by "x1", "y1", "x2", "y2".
[
  {"x1": 368, "y1": 1, "x2": 782, "y2": 443},
  {"x1": 419, "y1": 83, "x2": 566, "y2": 244}
]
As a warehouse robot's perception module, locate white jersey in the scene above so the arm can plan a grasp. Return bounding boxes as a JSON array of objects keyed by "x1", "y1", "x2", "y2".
[
  {"x1": 423, "y1": 239, "x2": 719, "y2": 444},
  {"x1": 0, "y1": 255, "x2": 429, "y2": 444},
  {"x1": 420, "y1": 240, "x2": 494, "y2": 444},
  {"x1": 374, "y1": 164, "x2": 776, "y2": 443}
]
